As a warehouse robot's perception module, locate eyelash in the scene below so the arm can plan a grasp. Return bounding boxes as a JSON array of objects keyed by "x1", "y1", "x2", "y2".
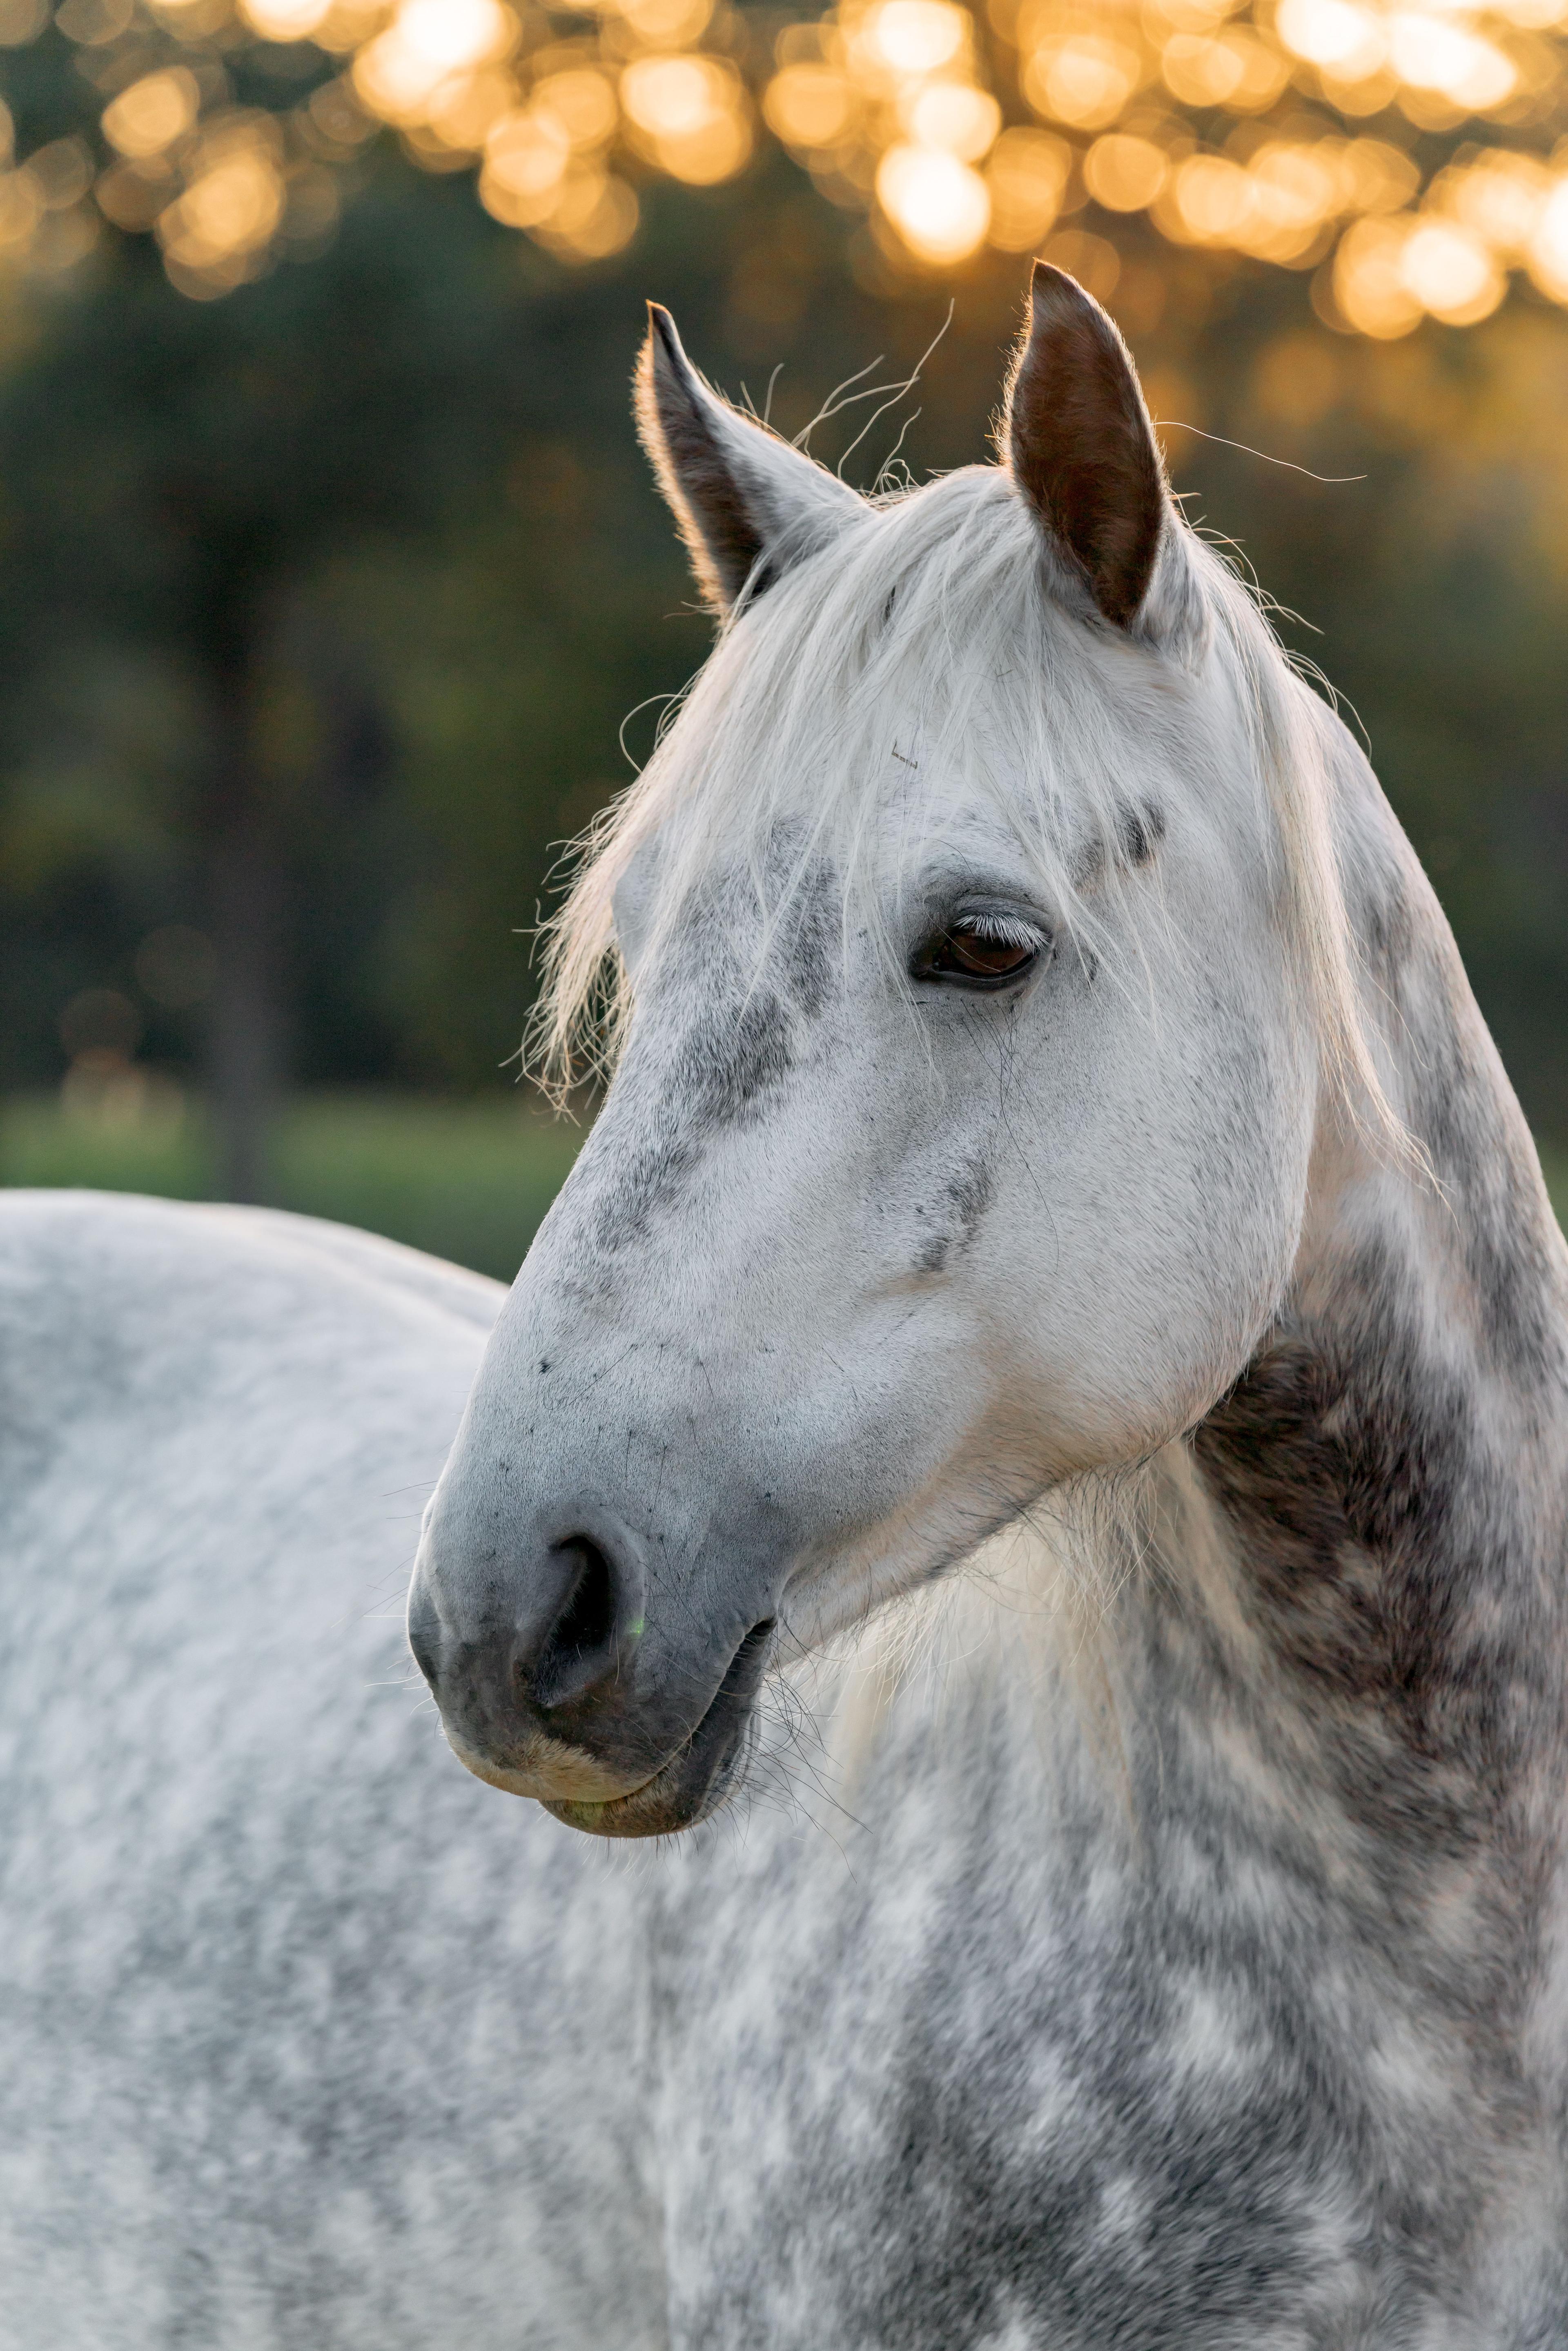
[{"x1": 913, "y1": 912, "x2": 1051, "y2": 991}]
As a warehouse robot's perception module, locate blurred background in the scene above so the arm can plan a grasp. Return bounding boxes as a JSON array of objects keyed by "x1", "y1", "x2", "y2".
[{"x1": 0, "y1": 0, "x2": 1565, "y2": 1278}]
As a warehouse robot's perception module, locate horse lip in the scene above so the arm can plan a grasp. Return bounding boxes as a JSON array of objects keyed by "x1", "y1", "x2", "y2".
[
  {"x1": 541, "y1": 1615, "x2": 777, "y2": 1839},
  {"x1": 441, "y1": 1724, "x2": 649, "y2": 1807}
]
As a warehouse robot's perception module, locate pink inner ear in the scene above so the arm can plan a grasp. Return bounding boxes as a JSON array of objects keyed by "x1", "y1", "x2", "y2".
[{"x1": 1005, "y1": 265, "x2": 1165, "y2": 632}]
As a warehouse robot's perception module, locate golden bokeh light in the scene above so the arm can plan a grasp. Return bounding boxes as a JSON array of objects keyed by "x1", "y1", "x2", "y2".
[
  {"x1": 534, "y1": 165, "x2": 640, "y2": 255},
  {"x1": 102, "y1": 68, "x2": 201, "y2": 160},
  {"x1": 860, "y1": 1, "x2": 969, "y2": 78},
  {"x1": 1339, "y1": 135, "x2": 1421, "y2": 212},
  {"x1": 0, "y1": 0, "x2": 47, "y2": 40},
  {"x1": 418, "y1": 65, "x2": 516, "y2": 155},
  {"x1": 764, "y1": 62, "x2": 859, "y2": 147},
  {"x1": 0, "y1": 164, "x2": 42, "y2": 247},
  {"x1": 0, "y1": 0, "x2": 1557, "y2": 327},
  {"x1": 353, "y1": 0, "x2": 517, "y2": 126},
  {"x1": 536, "y1": 69, "x2": 621, "y2": 149},
  {"x1": 481, "y1": 107, "x2": 572, "y2": 222},
  {"x1": 156, "y1": 116, "x2": 286, "y2": 294},
  {"x1": 615, "y1": 0, "x2": 715, "y2": 48},
  {"x1": 619, "y1": 52, "x2": 751, "y2": 181},
  {"x1": 238, "y1": 0, "x2": 334, "y2": 36},
  {"x1": 876, "y1": 138, "x2": 990, "y2": 257},
  {"x1": 1022, "y1": 33, "x2": 1143, "y2": 128},
  {"x1": 1400, "y1": 216, "x2": 1505, "y2": 318},
  {"x1": 1333, "y1": 212, "x2": 1424, "y2": 332},
  {"x1": 1276, "y1": 0, "x2": 1386, "y2": 74},
  {"x1": 1387, "y1": 12, "x2": 1517, "y2": 110},
  {"x1": 1528, "y1": 174, "x2": 1568, "y2": 293},
  {"x1": 985, "y1": 122, "x2": 1072, "y2": 246},
  {"x1": 902, "y1": 78, "x2": 1001, "y2": 157},
  {"x1": 1083, "y1": 131, "x2": 1168, "y2": 210}
]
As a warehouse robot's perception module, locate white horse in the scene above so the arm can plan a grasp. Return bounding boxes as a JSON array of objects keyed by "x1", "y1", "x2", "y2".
[{"x1": 4, "y1": 264, "x2": 1567, "y2": 2347}]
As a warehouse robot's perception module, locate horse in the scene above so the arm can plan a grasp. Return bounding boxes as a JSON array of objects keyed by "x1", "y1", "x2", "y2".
[{"x1": 4, "y1": 263, "x2": 1566, "y2": 2347}]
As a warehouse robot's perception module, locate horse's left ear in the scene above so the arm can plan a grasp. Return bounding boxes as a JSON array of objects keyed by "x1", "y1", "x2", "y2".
[
  {"x1": 1004, "y1": 263, "x2": 1169, "y2": 635},
  {"x1": 637, "y1": 303, "x2": 865, "y2": 621}
]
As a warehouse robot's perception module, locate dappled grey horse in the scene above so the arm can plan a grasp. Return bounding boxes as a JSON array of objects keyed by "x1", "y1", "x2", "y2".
[{"x1": 4, "y1": 265, "x2": 1568, "y2": 2347}]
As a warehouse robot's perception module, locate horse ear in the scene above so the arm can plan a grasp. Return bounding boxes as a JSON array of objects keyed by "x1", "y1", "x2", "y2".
[
  {"x1": 1004, "y1": 263, "x2": 1167, "y2": 633},
  {"x1": 636, "y1": 303, "x2": 864, "y2": 620}
]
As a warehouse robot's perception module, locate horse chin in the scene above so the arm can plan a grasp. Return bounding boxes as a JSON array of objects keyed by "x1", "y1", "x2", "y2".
[
  {"x1": 539, "y1": 1744, "x2": 740, "y2": 1839},
  {"x1": 541, "y1": 1692, "x2": 757, "y2": 1839},
  {"x1": 548, "y1": 1620, "x2": 775, "y2": 1839},
  {"x1": 444, "y1": 1616, "x2": 775, "y2": 1838}
]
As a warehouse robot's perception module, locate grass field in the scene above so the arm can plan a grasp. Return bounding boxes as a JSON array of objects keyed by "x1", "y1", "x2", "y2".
[
  {"x1": 4, "y1": 1089, "x2": 1564, "y2": 1284},
  {"x1": 0, "y1": 1091, "x2": 587, "y2": 1283}
]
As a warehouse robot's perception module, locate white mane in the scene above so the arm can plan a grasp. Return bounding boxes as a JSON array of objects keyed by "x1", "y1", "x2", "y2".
[{"x1": 532, "y1": 459, "x2": 1392, "y2": 1154}]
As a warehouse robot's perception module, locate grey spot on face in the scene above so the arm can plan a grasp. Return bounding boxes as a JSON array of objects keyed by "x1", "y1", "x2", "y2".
[
  {"x1": 1118, "y1": 802, "x2": 1165, "y2": 868},
  {"x1": 780, "y1": 876, "x2": 837, "y2": 1021},
  {"x1": 948, "y1": 1154, "x2": 994, "y2": 1241},
  {"x1": 585, "y1": 862, "x2": 843, "y2": 1254},
  {"x1": 916, "y1": 1230, "x2": 950, "y2": 1277},
  {"x1": 913, "y1": 1153, "x2": 995, "y2": 1277}
]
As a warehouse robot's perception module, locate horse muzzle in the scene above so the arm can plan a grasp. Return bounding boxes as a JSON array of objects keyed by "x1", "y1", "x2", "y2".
[{"x1": 406, "y1": 1509, "x2": 777, "y2": 1838}]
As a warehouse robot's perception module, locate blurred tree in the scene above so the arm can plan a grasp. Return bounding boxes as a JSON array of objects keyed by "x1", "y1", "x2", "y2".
[
  {"x1": 0, "y1": 167, "x2": 518, "y2": 1191},
  {"x1": 0, "y1": 0, "x2": 1566, "y2": 1199}
]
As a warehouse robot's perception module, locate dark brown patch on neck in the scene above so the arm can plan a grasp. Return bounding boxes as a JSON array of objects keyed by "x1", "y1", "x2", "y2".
[{"x1": 1188, "y1": 1232, "x2": 1562, "y2": 1851}]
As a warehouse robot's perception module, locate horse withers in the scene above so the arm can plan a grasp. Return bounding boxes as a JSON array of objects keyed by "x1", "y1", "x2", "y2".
[{"x1": 5, "y1": 267, "x2": 1566, "y2": 2346}]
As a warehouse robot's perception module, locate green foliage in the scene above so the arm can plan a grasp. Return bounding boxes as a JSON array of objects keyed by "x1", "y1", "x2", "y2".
[{"x1": 0, "y1": 1087, "x2": 584, "y2": 1277}]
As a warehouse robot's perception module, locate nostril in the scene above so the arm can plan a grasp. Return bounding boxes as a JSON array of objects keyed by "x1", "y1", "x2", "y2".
[{"x1": 526, "y1": 1538, "x2": 621, "y2": 1711}]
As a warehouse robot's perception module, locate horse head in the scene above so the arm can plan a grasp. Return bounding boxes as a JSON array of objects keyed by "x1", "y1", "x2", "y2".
[{"x1": 407, "y1": 264, "x2": 1377, "y2": 1835}]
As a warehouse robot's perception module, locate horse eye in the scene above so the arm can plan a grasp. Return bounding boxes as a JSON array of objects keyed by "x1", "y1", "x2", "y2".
[{"x1": 919, "y1": 923, "x2": 1042, "y2": 989}]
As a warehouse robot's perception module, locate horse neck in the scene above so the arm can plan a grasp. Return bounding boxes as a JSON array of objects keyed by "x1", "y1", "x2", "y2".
[{"x1": 1178, "y1": 789, "x2": 1568, "y2": 1877}]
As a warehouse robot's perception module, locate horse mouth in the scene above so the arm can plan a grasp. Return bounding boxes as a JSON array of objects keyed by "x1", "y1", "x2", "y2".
[{"x1": 541, "y1": 1616, "x2": 776, "y2": 1840}]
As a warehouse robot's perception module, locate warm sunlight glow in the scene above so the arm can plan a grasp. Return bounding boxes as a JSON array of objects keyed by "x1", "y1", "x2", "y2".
[
  {"x1": 984, "y1": 122, "x2": 1071, "y2": 247},
  {"x1": 536, "y1": 166, "x2": 639, "y2": 255},
  {"x1": 619, "y1": 53, "x2": 750, "y2": 180},
  {"x1": 902, "y1": 78, "x2": 1000, "y2": 156},
  {"x1": 1526, "y1": 173, "x2": 1568, "y2": 295},
  {"x1": 1276, "y1": 0, "x2": 1385, "y2": 69},
  {"x1": 156, "y1": 120, "x2": 285, "y2": 293},
  {"x1": 1400, "y1": 215, "x2": 1505, "y2": 317},
  {"x1": 1334, "y1": 213, "x2": 1425, "y2": 333},
  {"x1": 533, "y1": 69, "x2": 619, "y2": 150},
  {"x1": 764, "y1": 62, "x2": 858, "y2": 147},
  {"x1": 861, "y1": 0, "x2": 968, "y2": 76},
  {"x1": 102, "y1": 67, "x2": 200, "y2": 158},
  {"x1": 480, "y1": 107, "x2": 570, "y2": 221},
  {"x1": 1083, "y1": 131, "x2": 1168, "y2": 209},
  {"x1": 875, "y1": 138, "x2": 989, "y2": 259},
  {"x1": 354, "y1": 0, "x2": 515, "y2": 123},
  {"x1": 1022, "y1": 32, "x2": 1142, "y2": 125},
  {"x1": 614, "y1": 0, "x2": 713, "y2": 47},
  {"x1": 238, "y1": 0, "x2": 334, "y2": 36},
  {"x1": 1387, "y1": 11, "x2": 1518, "y2": 105},
  {"x1": 4, "y1": 0, "x2": 1563, "y2": 319}
]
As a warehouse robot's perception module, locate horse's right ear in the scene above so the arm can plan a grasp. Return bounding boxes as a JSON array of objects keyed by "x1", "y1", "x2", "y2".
[{"x1": 636, "y1": 304, "x2": 864, "y2": 621}]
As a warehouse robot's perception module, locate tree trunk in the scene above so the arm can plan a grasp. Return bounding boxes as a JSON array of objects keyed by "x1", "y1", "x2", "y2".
[{"x1": 205, "y1": 664, "x2": 284, "y2": 1206}]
